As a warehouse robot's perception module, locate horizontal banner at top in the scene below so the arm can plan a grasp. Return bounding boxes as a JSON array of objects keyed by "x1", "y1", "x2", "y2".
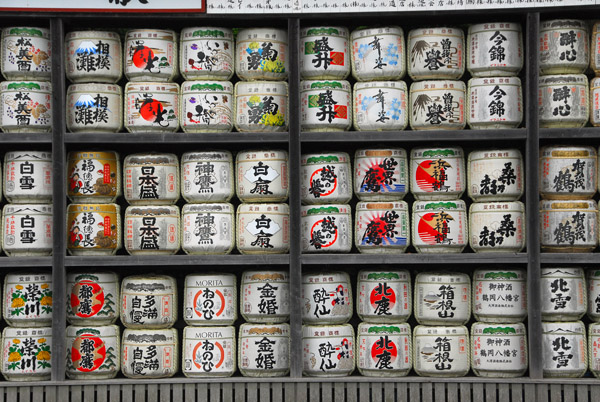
[{"x1": 0, "y1": 0, "x2": 206, "y2": 13}]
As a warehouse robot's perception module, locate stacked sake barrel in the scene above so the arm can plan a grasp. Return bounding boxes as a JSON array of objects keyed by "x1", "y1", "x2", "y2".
[
  {"x1": 539, "y1": 20, "x2": 589, "y2": 129},
  {"x1": 0, "y1": 27, "x2": 53, "y2": 133}
]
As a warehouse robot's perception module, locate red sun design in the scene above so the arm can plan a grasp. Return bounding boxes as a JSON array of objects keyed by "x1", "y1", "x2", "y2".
[
  {"x1": 417, "y1": 212, "x2": 453, "y2": 245},
  {"x1": 415, "y1": 159, "x2": 451, "y2": 192},
  {"x1": 310, "y1": 219, "x2": 338, "y2": 248},
  {"x1": 71, "y1": 334, "x2": 106, "y2": 372},
  {"x1": 193, "y1": 289, "x2": 226, "y2": 318},
  {"x1": 140, "y1": 99, "x2": 164, "y2": 122},
  {"x1": 370, "y1": 338, "x2": 398, "y2": 363},
  {"x1": 310, "y1": 167, "x2": 337, "y2": 197},
  {"x1": 369, "y1": 286, "x2": 396, "y2": 309},
  {"x1": 132, "y1": 47, "x2": 155, "y2": 69},
  {"x1": 70, "y1": 280, "x2": 105, "y2": 318}
]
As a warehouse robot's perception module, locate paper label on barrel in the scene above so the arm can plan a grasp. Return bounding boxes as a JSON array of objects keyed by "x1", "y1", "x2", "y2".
[
  {"x1": 239, "y1": 160, "x2": 284, "y2": 198},
  {"x1": 68, "y1": 330, "x2": 118, "y2": 374},
  {"x1": 539, "y1": 25, "x2": 588, "y2": 72},
  {"x1": 358, "y1": 277, "x2": 410, "y2": 319},
  {"x1": 588, "y1": 274, "x2": 600, "y2": 319},
  {"x1": 236, "y1": 92, "x2": 287, "y2": 129},
  {"x1": 356, "y1": 208, "x2": 408, "y2": 249},
  {"x1": 355, "y1": 154, "x2": 407, "y2": 195},
  {"x1": 238, "y1": 208, "x2": 289, "y2": 252},
  {"x1": 592, "y1": 84, "x2": 600, "y2": 126},
  {"x1": 409, "y1": 29, "x2": 463, "y2": 78},
  {"x1": 67, "y1": 153, "x2": 118, "y2": 199},
  {"x1": 183, "y1": 159, "x2": 232, "y2": 202},
  {"x1": 240, "y1": 332, "x2": 289, "y2": 372},
  {"x1": 472, "y1": 329, "x2": 527, "y2": 372},
  {"x1": 354, "y1": 86, "x2": 407, "y2": 130},
  {"x1": 5, "y1": 153, "x2": 52, "y2": 199},
  {"x1": 67, "y1": 90, "x2": 121, "y2": 130},
  {"x1": 416, "y1": 281, "x2": 470, "y2": 324},
  {"x1": 123, "y1": 293, "x2": 173, "y2": 327},
  {"x1": 301, "y1": 161, "x2": 350, "y2": 201},
  {"x1": 301, "y1": 32, "x2": 348, "y2": 77},
  {"x1": 413, "y1": 156, "x2": 462, "y2": 194},
  {"x1": 125, "y1": 37, "x2": 175, "y2": 77},
  {"x1": 126, "y1": 214, "x2": 178, "y2": 252},
  {"x1": 185, "y1": 283, "x2": 235, "y2": 323},
  {"x1": 2, "y1": 28, "x2": 52, "y2": 78},
  {"x1": 68, "y1": 208, "x2": 119, "y2": 251},
  {"x1": 3, "y1": 206, "x2": 52, "y2": 252},
  {"x1": 352, "y1": 32, "x2": 403, "y2": 78},
  {"x1": 66, "y1": 35, "x2": 120, "y2": 79},
  {"x1": 469, "y1": 25, "x2": 522, "y2": 72},
  {"x1": 543, "y1": 333, "x2": 586, "y2": 372},
  {"x1": 242, "y1": 276, "x2": 290, "y2": 319},
  {"x1": 123, "y1": 343, "x2": 174, "y2": 377},
  {"x1": 181, "y1": 35, "x2": 233, "y2": 78},
  {"x1": 302, "y1": 282, "x2": 351, "y2": 322},
  {"x1": 474, "y1": 272, "x2": 527, "y2": 319},
  {"x1": 539, "y1": 82, "x2": 588, "y2": 124},
  {"x1": 181, "y1": 86, "x2": 232, "y2": 130},
  {"x1": 4, "y1": 274, "x2": 52, "y2": 321},
  {"x1": 301, "y1": 210, "x2": 351, "y2": 252},
  {"x1": 358, "y1": 332, "x2": 410, "y2": 371},
  {"x1": 183, "y1": 211, "x2": 233, "y2": 254},
  {"x1": 542, "y1": 269, "x2": 586, "y2": 316},
  {"x1": 414, "y1": 332, "x2": 468, "y2": 374},
  {"x1": 541, "y1": 209, "x2": 597, "y2": 247},
  {"x1": 303, "y1": 334, "x2": 354, "y2": 375},
  {"x1": 415, "y1": 205, "x2": 466, "y2": 247},
  {"x1": 125, "y1": 165, "x2": 178, "y2": 202},
  {"x1": 184, "y1": 336, "x2": 234, "y2": 374},
  {"x1": 469, "y1": 80, "x2": 521, "y2": 125},
  {"x1": 411, "y1": 87, "x2": 465, "y2": 128},
  {"x1": 1, "y1": 84, "x2": 52, "y2": 129},
  {"x1": 126, "y1": 91, "x2": 178, "y2": 129},
  {"x1": 301, "y1": 86, "x2": 351, "y2": 129},
  {"x1": 69, "y1": 276, "x2": 117, "y2": 321},
  {"x1": 470, "y1": 209, "x2": 524, "y2": 251},
  {"x1": 2, "y1": 330, "x2": 52, "y2": 376},
  {"x1": 469, "y1": 155, "x2": 522, "y2": 199},
  {"x1": 236, "y1": 38, "x2": 287, "y2": 77},
  {"x1": 540, "y1": 155, "x2": 596, "y2": 196}
]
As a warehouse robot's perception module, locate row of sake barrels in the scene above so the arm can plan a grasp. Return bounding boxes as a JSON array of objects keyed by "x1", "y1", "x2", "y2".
[
  {"x1": 66, "y1": 150, "x2": 288, "y2": 204},
  {"x1": 302, "y1": 270, "x2": 526, "y2": 325},
  {"x1": 301, "y1": 200, "x2": 524, "y2": 254}
]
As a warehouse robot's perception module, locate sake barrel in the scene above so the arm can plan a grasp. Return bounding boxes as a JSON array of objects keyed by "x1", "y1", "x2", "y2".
[
  {"x1": 302, "y1": 271, "x2": 352, "y2": 325},
  {"x1": 407, "y1": 27, "x2": 464, "y2": 80},
  {"x1": 413, "y1": 325, "x2": 469, "y2": 377},
  {"x1": 357, "y1": 269, "x2": 411, "y2": 323},
  {"x1": 587, "y1": 269, "x2": 600, "y2": 322},
  {"x1": 540, "y1": 199, "x2": 598, "y2": 253},
  {"x1": 181, "y1": 203, "x2": 234, "y2": 255},
  {"x1": 239, "y1": 323, "x2": 290, "y2": 377},
  {"x1": 409, "y1": 80, "x2": 466, "y2": 130},
  {"x1": 468, "y1": 149, "x2": 524, "y2": 202},
  {"x1": 542, "y1": 321, "x2": 587, "y2": 378},
  {"x1": 3, "y1": 272, "x2": 52, "y2": 327},
  {"x1": 121, "y1": 275, "x2": 177, "y2": 329},
  {"x1": 355, "y1": 201, "x2": 409, "y2": 254},
  {"x1": 357, "y1": 323, "x2": 411, "y2": 377},
  {"x1": 235, "y1": 28, "x2": 288, "y2": 81},
  {"x1": 237, "y1": 203, "x2": 290, "y2": 254},
  {"x1": 1, "y1": 327, "x2": 52, "y2": 381},
  {"x1": 350, "y1": 26, "x2": 405, "y2": 81},
  {"x1": 66, "y1": 83, "x2": 122, "y2": 133},
  {"x1": 354, "y1": 148, "x2": 409, "y2": 201},
  {"x1": 539, "y1": 19, "x2": 589, "y2": 75},
  {"x1": 300, "y1": 204, "x2": 352, "y2": 253},
  {"x1": 124, "y1": 29, "x2": 178, "y2": 82},
  {"x1": 2, "y1": 204, "x2": 52, "y2": 256},
  {"x1": 124, "y1": 153, "x2": 179, "y2": 205},
  {"x1": 302, "y1": 324, "x2": 355, "y2": 377},
  {"x1": 353, "y1": 81, "x2": 408, "y2": 131},
  {"x1": 592, "y1": 23, "x2": 600, "y2": 76},
  {"x1": 179, "y1": 27, "x2": 234, "y2": 81},
  {"x1": 300, "y1": 27, "x2": 350, "y2": 80},
  {"x1": 467, "y1": 22, "x2": 523, "y2": 77},
  {"x1": 183, "y1": 273, "x2": 237, "y2": 326},
  {"x1": 66, "y1": 325, "x2": 120, "y2": 380},
  {"x1": 539, "y1": 145, "x2": 597, "y2": 199},
  {"x1": 236, "y1": 149, "x2": 288, "y2": 203},
  {"x1": 125, "y1": 82, "x2": 180, "y2": 133},
  {"x1": 1, "y1": 27, "x2": 51, "y2": 81},
  {"x1": 67, "y1": 271, "x2": 119, "y2": 325},
  {"x1": 410, "y1": 147, "x2": 465, "y2": 200},
  {"x1": 4, "y1": 150, "x2": 52, "y2": 204},
  {"x1": 121, "y1": 328, "x2": 178, "y2": 379},
  {"x1": 591, "y1": 77, "x2": 600, "y2": 127},
  {"x1": 414, "y1": 272, "x2": 471, "y2": 325},
  {"x1": 67, "y1": 150, "x2": 121, "y2": 203},
  {"x1": 541, "y1": 267, "x2": 586, "y2": 321},
  {"x1": 234, "y1": 81, "x2": 288, "y2": 132},
  {"x1": 300, "y1": 80, "x2": 352, "y2": 132},
  {"x1": 471, "y1": 322, "x2": 527, "y2": 378},
  {"x1": 66, "y1": 204, "x2": 121, "y2": 256},
  {"x1": 412, "y1": 200, "x2": 468, "y2": 253},
  {"x1": 181, "y1": 150, "x2": 234, "y2": 203},
  {"x1": 0, "y1": 81, "x2": 52, "y2": 133},
  {"x1": 588, "y1": 323, "x2": 600, "y2": 378},
  {"x1": 180, "y1": 81, "x2": 233, "y2": 133},
  {"x1": 241, "y1": 270, "x2": 290, "y2": 324},
  {"x1": 467, "y1": 77, "x2": 523, "y2": 129},
  {"x1": 539, "y1": 75, "x2": 589, "y2": 128},
  {"x1": 473, "y1": 269, "x2": 527, "y2": 323},
  {"x1": 301, "y1": 152, "x2": 351, "y2": 205},
  {"x1": 65, "y1": 30, "x2": 122, "y2": 83},
  {"x1": 124, "y1": 206, "x2": 180, "y2": 255},
  {"x1": 182, "y1": 326, "x2": 236, "y2": 377},
  {"x1": 469, "y1": 201, "x2": 525, "y2": 253}
]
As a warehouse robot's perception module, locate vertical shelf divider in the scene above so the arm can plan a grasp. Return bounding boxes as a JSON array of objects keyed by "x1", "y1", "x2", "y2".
[
  {"x1": 50, "y1": 16, "x2": 67, "y2": 382},
  {"x1": 288, "y1": 16, "x2": 303, "y2": 379},
  {"x1": 525, "y1": 11, "x2": 542, "y2": 380}
]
